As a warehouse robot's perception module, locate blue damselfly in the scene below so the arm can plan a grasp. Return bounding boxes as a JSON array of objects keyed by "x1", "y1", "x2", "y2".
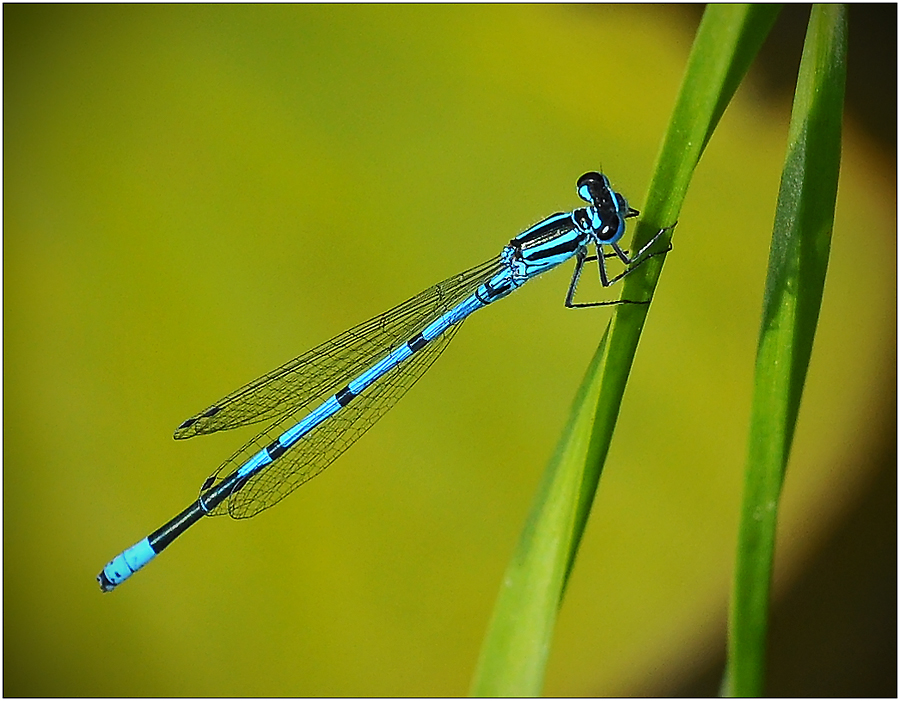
[{"x1": 98, "y1": 172, "x2": 672, "y2": 591}]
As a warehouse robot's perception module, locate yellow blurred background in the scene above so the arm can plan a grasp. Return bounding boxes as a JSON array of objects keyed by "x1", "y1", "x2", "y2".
[{"x1": 4, "y1": 5, "x2": 894, "y2": 696}]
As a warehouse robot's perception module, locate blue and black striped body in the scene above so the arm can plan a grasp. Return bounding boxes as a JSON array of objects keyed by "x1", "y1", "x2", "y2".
[{"x1": 98, "y1": 172, "x2": 667, "y2": 592}]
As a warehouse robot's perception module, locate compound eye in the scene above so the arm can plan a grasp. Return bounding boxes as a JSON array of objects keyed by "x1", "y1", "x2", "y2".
[
  {"x1": 576, "y1": 171, "x2": 609, "y2": 204},
  {"x1": 598, "y1": 214, "x2": 623, "y2": 242}
]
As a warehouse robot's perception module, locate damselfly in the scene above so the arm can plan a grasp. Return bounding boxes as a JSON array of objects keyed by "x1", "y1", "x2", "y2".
[{"x1": 98, "y1": 171, "x2": 672, "y2": 591}]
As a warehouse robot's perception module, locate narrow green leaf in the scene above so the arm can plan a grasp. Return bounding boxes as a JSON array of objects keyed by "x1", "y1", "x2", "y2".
[
  {"x1": 726, "y1": 5, "x2": 847, "y2": 697},
  {"x1": 470, "y1": 5, "x2": 781, "y2": 696}
]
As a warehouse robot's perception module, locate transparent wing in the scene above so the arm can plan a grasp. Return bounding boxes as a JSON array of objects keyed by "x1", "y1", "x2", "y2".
[
  {"x1": 206, "y1": 320, "x2": 464, "y2": 518},
  {"x1": 174, "y1": 256, "x2": 503, "y2": 440}
]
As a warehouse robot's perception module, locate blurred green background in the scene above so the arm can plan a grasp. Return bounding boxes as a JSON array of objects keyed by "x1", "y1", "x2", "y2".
[{"x1": 4, "y1": 5, "x2": 895, "y2": 696}]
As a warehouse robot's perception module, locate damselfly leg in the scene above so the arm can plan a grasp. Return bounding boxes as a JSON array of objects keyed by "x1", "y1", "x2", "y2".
[{"x1": 564, "y1": 222, "x2": 676, "y2": 308}]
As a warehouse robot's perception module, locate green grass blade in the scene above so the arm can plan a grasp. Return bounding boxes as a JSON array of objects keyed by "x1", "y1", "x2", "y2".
[
  {"x1": 470, "y1": 5, "x2": 780, "y2": 697},
  {"x1": 726, "y1": 6, "x2": 848, "y2": 696},
  {"x1": 628, "y1": 4, "x2": 783, "y2": 256}
]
